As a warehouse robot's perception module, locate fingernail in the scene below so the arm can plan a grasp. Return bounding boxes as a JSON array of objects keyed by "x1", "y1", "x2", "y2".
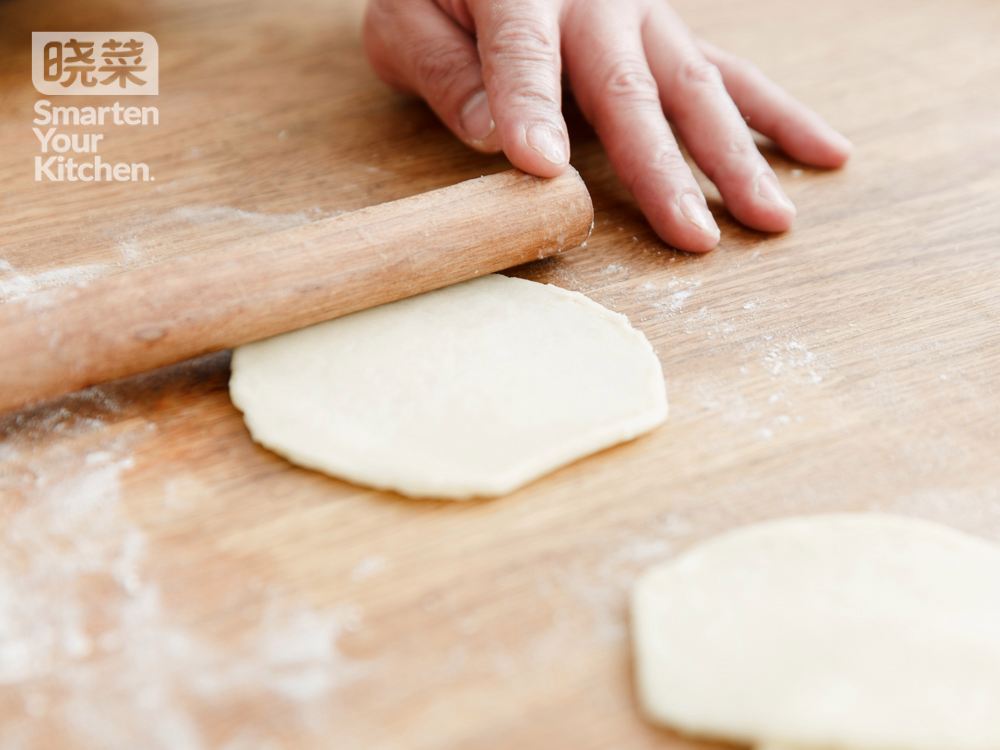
[
  {"x1": 460, "y1": 89, "x2": 495, "y2": 143},
  {"x1": 756, "y1": 172, "x2": 796, "y2": 213},
  {"x1": 525, "y1": 123, "x2": 568, "y2": 165},
  {"x1": 679, "y1": 192, "x2": 719, "y2": 236}
]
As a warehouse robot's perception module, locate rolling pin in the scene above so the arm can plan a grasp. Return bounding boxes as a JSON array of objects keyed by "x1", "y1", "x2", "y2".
[{"x1": 0, "y1": 168, "x2": 593, "y2": 415}]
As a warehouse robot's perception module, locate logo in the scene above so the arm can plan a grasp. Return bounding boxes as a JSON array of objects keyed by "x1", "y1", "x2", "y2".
[
  {"x1": 30, "y1": 32, "x2": 160, "y2": 182},
  {"x1": 32, "y1": 32, "x2": 158, "y2": 96}
]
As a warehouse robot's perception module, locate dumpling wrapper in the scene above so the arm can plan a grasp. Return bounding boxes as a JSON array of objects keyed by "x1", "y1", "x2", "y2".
[
  {"x1": 632, "y1": 513, "x2": 1000, "y2": 750},
  {"x1": 230, "y1": 273, "x2": 667, "y2": 499}
]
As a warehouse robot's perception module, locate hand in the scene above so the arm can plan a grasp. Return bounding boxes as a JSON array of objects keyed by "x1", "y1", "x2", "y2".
[{"x1": 363, "y1": 0, "x2": 851, "y2": 253}]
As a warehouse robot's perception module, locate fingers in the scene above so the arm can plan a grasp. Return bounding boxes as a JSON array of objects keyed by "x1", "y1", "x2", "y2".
[
  {"x1": 564, "y1": 5, "x2": 719, "y2": 252},
  {"x1": 362, "y1": 0, "x2": 500, "y2": 152},
  {"x1": 471, "y1": 0, "x2": 569, "y2": 177},
  {"x1": 700, "y1": 41, "x2": 852, "y2": 168},
  {"x1": 644, "y1": 8, "x2": 796, "y2": 233}
]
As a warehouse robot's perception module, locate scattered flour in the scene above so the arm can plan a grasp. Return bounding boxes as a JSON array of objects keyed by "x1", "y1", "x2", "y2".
[
  {"x1": 0, "y1": 205, "x2": 333, "y2": 303},
  {"x1": 636, "y1": 275, "x2": 829, "y2": 443},
  {"x1": 109, "y1": 204, "x2": 334, "y2": 270},
  {"x1": 165, "y1": 205, "x2": 326, "y2": 230},
  {"x1": 116, "y1": 238, "x2": 145, "y2": 266},
  {"x1": 0, "y1": 397, "x2": 375, "y2": 749},
  {"x1": 0, "y1": 261, "x2": 112, "y2": 303},
  {"x1": 759, "y1": 338, "x2": 825, "y2": 384},
  {"x1": 639, "y1": 276, "x2": 702, "y2": 315},
  {"x1": 662, "y1": 288, "x2": 694, "y2": 312},
  {"x1": 350, "y1": 556, "x2": 388, "y2": 582}
]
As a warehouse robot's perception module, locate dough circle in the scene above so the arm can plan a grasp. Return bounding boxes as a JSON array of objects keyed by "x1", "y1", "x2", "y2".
[
  {"x1": 631, "y1": 514, "x2": 1000, "y2": 750},
  {"x1": 230, "y1": 274, "x2": 667, "y2": 499}
]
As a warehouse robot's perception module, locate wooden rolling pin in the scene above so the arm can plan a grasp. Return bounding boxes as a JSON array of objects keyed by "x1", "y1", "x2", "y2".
[{"x1": 0, "y1": 168, "x2": 593, "y2": 414}]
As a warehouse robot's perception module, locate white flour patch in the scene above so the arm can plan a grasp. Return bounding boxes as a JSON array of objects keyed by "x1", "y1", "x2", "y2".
[
  {"x1": 0, "y1": 398, "x2": 376, "y2": 749},
  {"x1": 657, "y1": 288, "x2": 828, "y2": 442},
  {"x1": 693, "y1": 337, "x2": 816, "y2": 442},
  {"x1": 640, "y1": 276, "x2": 702, "y2": 316},
  {"x1": 757, "y1": 337, "x2": 826, "y2": 384},
  {"x1": 0, "y1": 261, "x2": 112, "y2": 302},
  {"x1": 166, "y1": 205, "x2": 328, "y2": 230},
  {"x1": 115, "y1": 237, "x2": 145, "y2": 266},
  {"x1": 661, "y1": 288, "x2": 694, "y2": 312},
  {"x1": 2, "y1": 205, "x2": 336, "y2": 299},
  {"x1": 103, "y1": 205, "x2": 336, "y2": 270},
  {"x1": 350, "y1": 555, "x2": 388, "y2": 582}
]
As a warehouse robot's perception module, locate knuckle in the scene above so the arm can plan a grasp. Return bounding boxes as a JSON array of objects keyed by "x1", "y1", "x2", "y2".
[
  {"x1": 705, "y1": 147, "x2": 762, "y2": 184},
  {"x1": 726, "y1": 136, "x2": 754, "y2": 156},
  {"x1": 677, "y1": 58, "x2": 722, "y2": 88},
  {"x1": 504, "y1": 78, "x2": 561, "y2": 109},
  {"x1": 486, "y1": 17, "x2": 558, "y2": 67},
  {"x1": 625, "y1": 149, "x2": 691, "y2": 195},
  {"x1": 598, "y1": 56, "x2": 660, "y2": 110},
  {"x1": 411, "y1": 43, "x2": 474, "y2": 94},
  {"x1": 650, "y1": 148, "x2": 693, "y2": 183},
  {"x1": 481, "y1": 15, "x2": 561, "y2": 110}
]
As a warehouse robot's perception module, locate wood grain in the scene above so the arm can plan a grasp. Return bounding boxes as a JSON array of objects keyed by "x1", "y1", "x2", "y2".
[
  {"x1": 0, "y1": 168, "x2": 593, "y2": 413},
  {"x1": 1, "y1": 0, "x2": 999, "y2": 748}
]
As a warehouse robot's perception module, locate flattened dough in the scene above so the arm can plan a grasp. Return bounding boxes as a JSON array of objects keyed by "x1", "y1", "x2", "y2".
[
  {"x1": 631, "y1": 514, "x2": 1000, "y2": 750},
  {"x1": 230, "y1": 274, "x2": 666, "y2": 499}
]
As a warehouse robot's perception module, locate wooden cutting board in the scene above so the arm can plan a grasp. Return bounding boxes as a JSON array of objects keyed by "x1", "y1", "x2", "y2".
[{"x1": 1, "y1": 0, "x2": 998, "y2": 748}]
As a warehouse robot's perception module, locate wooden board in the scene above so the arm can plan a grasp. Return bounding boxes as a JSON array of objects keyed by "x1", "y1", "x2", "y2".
[{"x1": 1, "y1": 0, "x2": 999, "y2": 747}]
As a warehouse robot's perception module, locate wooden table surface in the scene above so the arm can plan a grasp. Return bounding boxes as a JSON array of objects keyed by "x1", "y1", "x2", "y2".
[{"x1": 1, "y1": 0, "x2": 999, "y2": 747}]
